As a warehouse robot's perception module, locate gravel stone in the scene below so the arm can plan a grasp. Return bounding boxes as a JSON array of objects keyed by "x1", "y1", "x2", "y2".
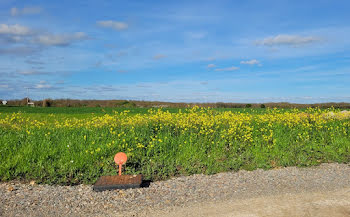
[{"x1": 1, "y1": 163, "x2": 349, "y2": 217}]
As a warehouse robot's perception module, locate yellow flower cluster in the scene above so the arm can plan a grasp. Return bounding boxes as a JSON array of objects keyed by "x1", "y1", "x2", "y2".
[{"x1": 1, "y1": 107, "x2": 349, "y2": 150}]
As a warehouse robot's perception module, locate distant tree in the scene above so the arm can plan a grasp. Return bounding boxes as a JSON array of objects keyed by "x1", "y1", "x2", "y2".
[
  {"x1": 42, "y1": 99, "x2": 52, "y2": 107},
  {"x1": 216, "y1": 102, "x2": 227, "y2": 108},
  {"x1": 21, "y1": 98, "x2": 28, "y2": 106}
]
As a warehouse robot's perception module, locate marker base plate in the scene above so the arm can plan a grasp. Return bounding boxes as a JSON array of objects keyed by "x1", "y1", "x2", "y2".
[{"x1": 93, "y1": 175, "x2": 142, "y2": 192}]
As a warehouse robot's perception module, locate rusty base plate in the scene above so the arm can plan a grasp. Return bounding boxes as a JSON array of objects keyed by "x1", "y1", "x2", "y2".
[{"x1": 93, "y1": 175, "x2": 143, "y2": 192}]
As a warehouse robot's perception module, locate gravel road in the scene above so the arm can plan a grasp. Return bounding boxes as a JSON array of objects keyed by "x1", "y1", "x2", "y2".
[{"x1": 1, "y1": 163, "x2": 349, "y2": 217}]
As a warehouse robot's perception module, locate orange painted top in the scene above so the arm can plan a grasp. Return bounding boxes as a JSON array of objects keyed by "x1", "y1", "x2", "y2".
[{"x1": 114, "y1": 152, "x2": 127, "y2": 165}]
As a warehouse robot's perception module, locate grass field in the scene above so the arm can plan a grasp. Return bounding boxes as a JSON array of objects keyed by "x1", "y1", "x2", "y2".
[
  {"x1": 0, "y1": 106, "x2": 349, "y2": 185},
  {"x1": 0, "y1": 106, "x2": 272, "y2": 115}
]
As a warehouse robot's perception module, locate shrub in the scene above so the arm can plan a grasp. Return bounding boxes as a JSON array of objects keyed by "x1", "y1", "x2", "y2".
[
  {"x1": 42, "y1": 99, "x2": 52, "y2": 107},
  {"x1": 21, "y1": 98, "x2": 28, "y2": 106}
]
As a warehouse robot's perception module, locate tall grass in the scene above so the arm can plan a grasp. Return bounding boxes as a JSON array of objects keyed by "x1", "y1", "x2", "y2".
[{"x1": 0, "y1": 107, "x2": 349, "y2": 185}]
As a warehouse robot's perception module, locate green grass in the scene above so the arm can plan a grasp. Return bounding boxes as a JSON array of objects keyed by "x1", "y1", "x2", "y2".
[
  {"x1": 0, "y1": 106, "x2": 349, "y2": 185},
  {"x1": 0, "y1": 106, "x2": 161, "y2": 115},
  {"x1": 0, "y1": 106, "x2": 292, "y2": 115}
]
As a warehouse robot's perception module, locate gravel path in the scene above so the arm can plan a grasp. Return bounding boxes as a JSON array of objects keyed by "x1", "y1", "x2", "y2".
[
  {"x1": 1, "y1": 163, "x2": 349, "y2": 217},
  {"x1": 150, "y1": 188, "x2": 350, "y2": 217}
]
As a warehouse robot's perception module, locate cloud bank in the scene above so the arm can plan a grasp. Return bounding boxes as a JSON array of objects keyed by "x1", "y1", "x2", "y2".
[
  {"x1": 97, "y1": 20, "x2": 128, "y2": 31},
  {"x1": 256, "y1": 34, "x2": 320, "y2": 46},
  {"x1": 36, "y1": 32, "x2": 88, "y2": 46},
  {"x1": 240, "y1": 59, "x2": 260, "y2": 65},
  {"x1": 0, "y1": 24, "x2": 32, "y2": 35}
]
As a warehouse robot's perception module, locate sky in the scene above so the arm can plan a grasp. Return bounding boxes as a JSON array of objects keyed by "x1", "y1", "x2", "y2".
[{"x1": 0, "y1": 0, "x2": 350, "y2": 103}]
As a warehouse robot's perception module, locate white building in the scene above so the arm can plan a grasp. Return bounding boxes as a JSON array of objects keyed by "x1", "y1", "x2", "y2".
[{"x1": 2, "y1": 100, "x2": 7, "y2": 105}]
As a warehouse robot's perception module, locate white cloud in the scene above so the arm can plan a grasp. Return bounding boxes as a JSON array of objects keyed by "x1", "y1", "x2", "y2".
[
  {"x1": 18, "y1": 70, "x2": 48, "y2": 75},
  {"x1": 0, "y1": 84, "x2": 9, "y2": 89},
  {"x1": 10, "y1": 7, "x2": 42, "y2": 16},
  {"x1": 215, "y1": 66, "x2": 239, "y2": 71},
  {"x1": 36, "y1": 32, "x2": 87, "y2": 46},
  {"x1": 153, "y1": 54, "x2": 167, "y2": 60},
  {"x1": 97, "y1": 20, "x2": 128, "y2": 31},
  {"x1": 256, "y1": 34, "x2": 320, "y2": 46},
  {"x1": 0, "y1": 24, "x2": 31, "y2": 35},
  {"x1": 207, "y1": 63, "x2": 216, "y2": 68},
  {"x1": 35, "y1": 84, "x2": 52, "y2": 89},
  {"x1": 240, "y1": 59, "x2": 260, "y2": 65},
  {"x1": 0, "y1": 24, "x2": 87, "y2": 47}
]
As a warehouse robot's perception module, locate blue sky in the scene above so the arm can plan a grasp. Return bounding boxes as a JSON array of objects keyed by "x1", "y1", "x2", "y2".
[{"x1": 0, "y1": 0, "x2": 350, "y2": 103}]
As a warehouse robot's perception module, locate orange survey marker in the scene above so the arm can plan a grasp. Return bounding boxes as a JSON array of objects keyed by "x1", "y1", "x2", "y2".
[
  {"x1": 114, "y1": 152, "x2": 127, "y2": 176},
  {"x1": 93, "y1": 152, "x2": 143, "y2": 191}
]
